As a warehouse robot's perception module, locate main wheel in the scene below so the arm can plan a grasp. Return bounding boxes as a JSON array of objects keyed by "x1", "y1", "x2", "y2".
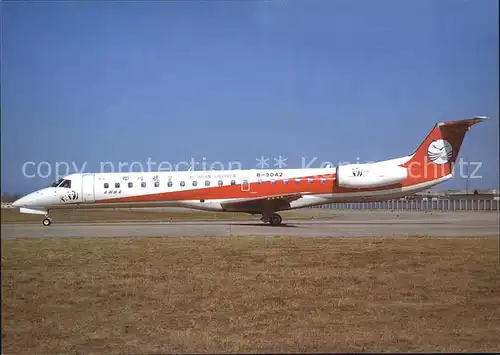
[
  {"x1": 269, "y1": 213, "x2": 282, "y2": 226},
  {"x1": 42, "y1": 218, "x2": 52, "y2": 226}
]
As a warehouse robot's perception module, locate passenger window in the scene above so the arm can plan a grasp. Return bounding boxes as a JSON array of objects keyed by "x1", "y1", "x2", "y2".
[
  {"x1": 115, "y1": 182, "x2": 120, "y2": 188},
  {"x1": 192, "y1": 180, "x2": 198, "y2": 186},
  {"x1": 257, "y1": 179, "x2": 263, "y2": 184},
  {"x1": 180, "y1": 181, "x2": 185, "y2": 187},
  {"x1": 271, "y1": 180, "x2": 276, "y2": 184},
  {"x1": 205, "y1": 180, "x2": 210, "y2": 186},
  {"x1": 283, "y1": 180, "x2": 289, "y2": 184},
  {"x1": 128, "y1": 182, "x2": 133, "y2": 188},
  {"x1": 230, "y1": 180, "x2": 236, "y2": 185},
  {"x1": 218, "y1": 180, "x2": 223, "y2": 186},
  {"x1": 320, "y1": 178, "x2": 326, "y2": 184},
  {"x1": 154, "y1": 181, "x2": 159, "y2": 187},
  {"x1": 104, "y1": 183, "x2": 109, "y2": 188},
  {"x1": 308, "y1": 179, "x2": 314, "y2": 184},
  {"x1": 141, "y1": 182, "x2": 146, "y2": 188},
  {"x1": 295, "y1": 179, "x2": 301, "y2": 184},
  {"x1": 168, "y1": 181, "x2": 173, "y2": 187}
]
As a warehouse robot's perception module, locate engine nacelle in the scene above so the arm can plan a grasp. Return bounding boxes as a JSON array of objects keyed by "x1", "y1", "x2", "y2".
[{"x1": 336, "y1": 164, "x2": 408, "y2": 189}]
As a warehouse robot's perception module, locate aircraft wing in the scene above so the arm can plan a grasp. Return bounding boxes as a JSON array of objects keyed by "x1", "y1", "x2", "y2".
[{"x1": 221, "y1": 193, "x2": 304, "y2": 213}]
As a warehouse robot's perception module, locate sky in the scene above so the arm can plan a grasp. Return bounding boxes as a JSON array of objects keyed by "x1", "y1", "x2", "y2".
[{"x1": 1, "y1": 0, "x2": 498, "y2": 193}]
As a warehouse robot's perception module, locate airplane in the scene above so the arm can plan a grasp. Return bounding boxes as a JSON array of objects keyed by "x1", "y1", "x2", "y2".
[{"x1": 12, "y1": 116, "x2": 488, "y2": 226}]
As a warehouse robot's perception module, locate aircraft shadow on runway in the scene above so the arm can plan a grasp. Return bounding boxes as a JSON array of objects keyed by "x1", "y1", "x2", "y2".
[{"x1": 228, "y1": 223, "x2": 301, "y2": 228}]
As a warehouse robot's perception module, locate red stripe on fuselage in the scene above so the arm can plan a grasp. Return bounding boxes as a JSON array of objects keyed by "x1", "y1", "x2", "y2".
[{"x1": 96, "y1": 174, "x2": 336, "y2": 204}]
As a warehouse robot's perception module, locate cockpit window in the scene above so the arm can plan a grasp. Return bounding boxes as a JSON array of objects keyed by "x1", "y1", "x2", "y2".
[
  {"x1": 49, "y1": 178, "x2": 64, "y2": 187},
  {"x1": 58, "y1": 179, "x2": 72, "y2": 188},
  {"x1": 48, "y1": 178, "x2": 72, "y2": 188}
]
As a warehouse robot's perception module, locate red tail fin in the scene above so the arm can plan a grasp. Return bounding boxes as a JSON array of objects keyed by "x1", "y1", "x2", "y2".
[{"x1": 401, "y1": 116, "x2": 488, "y2": 185}]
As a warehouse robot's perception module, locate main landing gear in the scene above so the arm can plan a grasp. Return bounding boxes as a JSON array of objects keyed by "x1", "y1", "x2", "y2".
[{"x1": 261, "y1": 213, "x2": 283, "y2": 226}]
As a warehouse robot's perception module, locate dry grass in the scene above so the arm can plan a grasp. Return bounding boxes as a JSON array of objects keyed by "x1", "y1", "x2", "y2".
[{"x1": 2, "y1": 236, "x2": 499, "y2": 354}]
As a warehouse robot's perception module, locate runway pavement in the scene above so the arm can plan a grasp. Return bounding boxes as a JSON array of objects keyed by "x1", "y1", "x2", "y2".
[{"x1": 2, "y1": 211, "x2": 498, "y2": 239}]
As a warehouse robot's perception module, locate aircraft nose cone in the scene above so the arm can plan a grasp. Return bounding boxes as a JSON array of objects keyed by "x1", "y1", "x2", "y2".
[
  {"x1": 12, "y1": 191, "x2": 45, "y2": 208},
  {"x1": 12, "y1": 197, "x2": 26, "y2": 207},
  {"x1": 12, "y1": 192, "x2": 38, "y2": 207}
]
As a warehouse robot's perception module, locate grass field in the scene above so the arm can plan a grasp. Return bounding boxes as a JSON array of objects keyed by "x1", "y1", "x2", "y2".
[{"x1": 2, "y1": 236, "x2": 499, "y2": 353}]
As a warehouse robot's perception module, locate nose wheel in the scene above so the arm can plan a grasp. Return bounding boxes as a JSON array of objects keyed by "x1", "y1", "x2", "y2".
[{"x1": 42, "y1": 218, "x2": 52, "y2": 226}]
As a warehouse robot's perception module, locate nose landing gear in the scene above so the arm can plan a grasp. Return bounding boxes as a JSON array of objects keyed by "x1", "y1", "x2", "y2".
[{"x1": 42, "y1": 216, "x2": 52, "y2": 226}]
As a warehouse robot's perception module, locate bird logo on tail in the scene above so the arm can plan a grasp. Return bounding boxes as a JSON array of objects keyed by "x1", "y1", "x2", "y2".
[{"x1": 427, "y1": 139, "x2": 453, "y2": 164}]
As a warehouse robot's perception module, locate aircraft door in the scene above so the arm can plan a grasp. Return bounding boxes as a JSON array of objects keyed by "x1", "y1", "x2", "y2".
[
  {"x1": 241, "y1": 176, "x2": 250, "y2": 192},
  {"x1": 81, "y1": 174, "x2": 95, "y2": 203}
]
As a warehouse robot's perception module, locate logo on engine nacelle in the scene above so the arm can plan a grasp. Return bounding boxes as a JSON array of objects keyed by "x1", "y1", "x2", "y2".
[{"x1": 427, "y1": 139, "x2": 453, "y2": 165}]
